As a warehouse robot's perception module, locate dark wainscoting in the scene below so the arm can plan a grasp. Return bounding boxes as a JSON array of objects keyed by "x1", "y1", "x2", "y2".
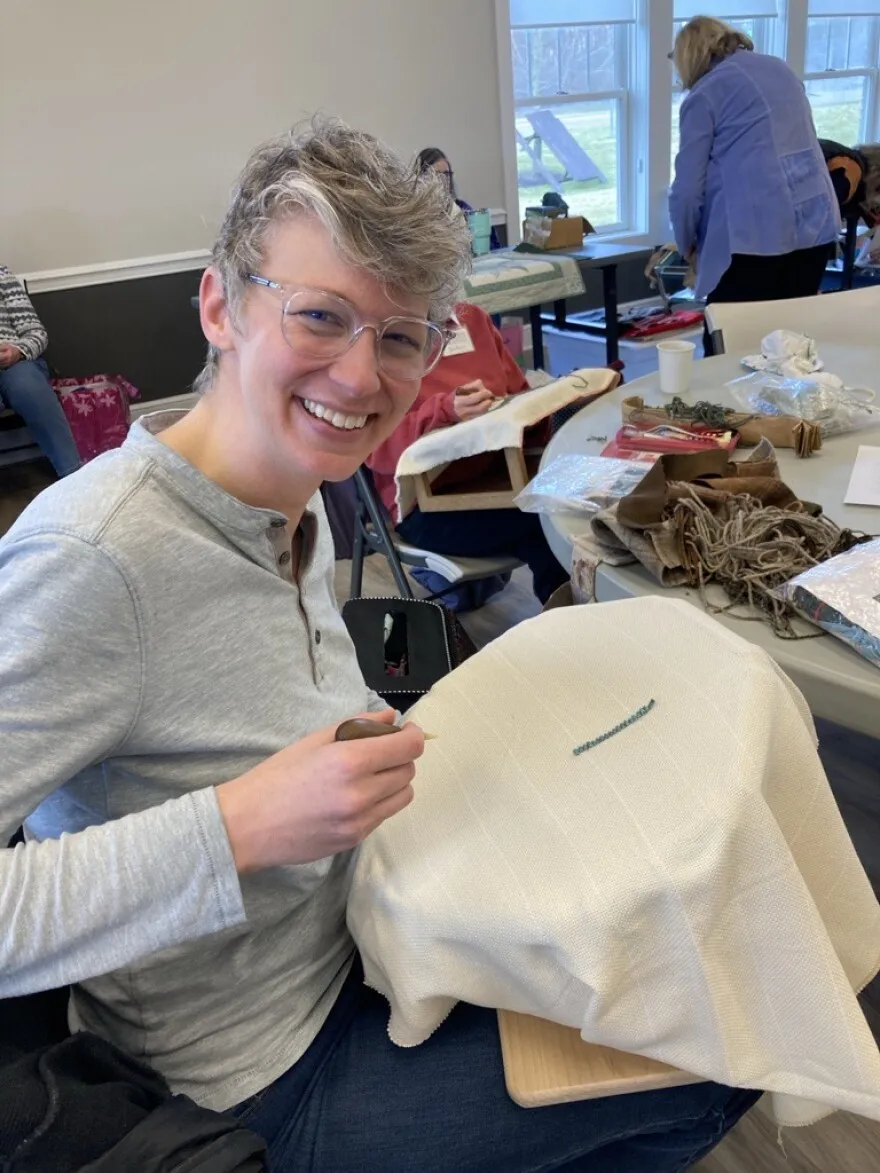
[
  {"x1": 31, "y1": 268, "x2": 206, "y2": 403},
  {"x1": 24, "y1": 243, "x2": 653, "y2": 407}
]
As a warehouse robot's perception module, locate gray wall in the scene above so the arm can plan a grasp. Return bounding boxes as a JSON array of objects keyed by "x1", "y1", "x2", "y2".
[{"x1": 5, "y1": 1, "x2": 507, "y2": 274}]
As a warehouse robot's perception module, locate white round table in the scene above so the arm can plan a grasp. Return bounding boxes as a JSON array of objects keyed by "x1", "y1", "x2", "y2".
[{"x1": 540, "y1": 346, "x2": 880, "y2": 736}]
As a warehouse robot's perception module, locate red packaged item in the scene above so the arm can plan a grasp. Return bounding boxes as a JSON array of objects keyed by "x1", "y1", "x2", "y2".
[
  {"x1": 601, "y1": 424, "x2": 739, "y2": 462},
  {"x1": 623, "y1": 310, "x2": 704, "y2": 339}
]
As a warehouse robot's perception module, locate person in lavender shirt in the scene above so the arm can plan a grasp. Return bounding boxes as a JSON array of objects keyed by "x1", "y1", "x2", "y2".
[{"x1": 670, "y1": 16, "x2": 840, "y2": 348}]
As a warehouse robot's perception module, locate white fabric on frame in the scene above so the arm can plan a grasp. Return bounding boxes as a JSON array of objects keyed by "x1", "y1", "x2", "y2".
[
  {"x1": 348, "y1": 599, "x2": 880, "y2": 1127},
  {"x1": 394, "y1": 369, "x2": 617, "y2": 519}
]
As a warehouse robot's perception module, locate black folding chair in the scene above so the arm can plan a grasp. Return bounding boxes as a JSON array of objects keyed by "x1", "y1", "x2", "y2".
[{"x1": 349, "y1": 467, "x2": 523, "y2": 600}]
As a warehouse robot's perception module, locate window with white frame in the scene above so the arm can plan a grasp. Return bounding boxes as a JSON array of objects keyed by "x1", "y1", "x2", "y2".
[
  {"x1": 496, "y1": 2, "x2": 879, "y2": 245},
  {"x1": 805, "y1": 2, "x2": 880, "y2": 147},
  {"x1": 670, "y1": 2, "x2": 782, "y2": 169},
  {"x1": 508, "y1": 0, "x2": 637, "y2": 231}
]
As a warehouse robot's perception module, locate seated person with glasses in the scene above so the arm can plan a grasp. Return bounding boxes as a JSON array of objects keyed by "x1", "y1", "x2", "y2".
[
  {"x1": 366, "y1": 302, "x2": 569, "y2": 606},
  {"x1": 0, "y1": 121, "x2": 756, "y2": 1173},
  {"x1": 417, "y1": 147, "x2": 501, "y2": 250}
]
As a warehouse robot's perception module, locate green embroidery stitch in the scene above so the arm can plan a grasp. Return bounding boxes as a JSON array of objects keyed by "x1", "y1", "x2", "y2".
[{"x1": 573, "y1": 699, "x2": 656, "y2": 756}]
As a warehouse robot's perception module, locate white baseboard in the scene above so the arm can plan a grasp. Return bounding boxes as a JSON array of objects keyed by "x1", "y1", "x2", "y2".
[
  {"x1": 21, "y1": 206, "x2": 509, "y2": 296},
  {"x1": 22, "y1": 251, "x2": 211, "y2": 295}
]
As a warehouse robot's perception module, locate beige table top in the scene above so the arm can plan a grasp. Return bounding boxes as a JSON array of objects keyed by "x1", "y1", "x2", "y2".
[{"x1": 540, "y1": 345, "x2": 880, "y2": 735}]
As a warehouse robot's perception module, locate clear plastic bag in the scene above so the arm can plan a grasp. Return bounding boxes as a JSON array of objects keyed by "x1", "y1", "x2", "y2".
[
  {"x1": 726, "y1": 371, "x2": 878, "y2": 438},
  {"x1": 775, "y1": 539, "x2": 880, "y2": 668},
  {"x1": 515, "y1": 454, "x2": 650, "y2": 515}
]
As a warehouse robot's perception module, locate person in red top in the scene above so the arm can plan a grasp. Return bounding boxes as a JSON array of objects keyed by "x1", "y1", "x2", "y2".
[{"x1": 367, "y1": 303, "x2": 568, "y2": 604}]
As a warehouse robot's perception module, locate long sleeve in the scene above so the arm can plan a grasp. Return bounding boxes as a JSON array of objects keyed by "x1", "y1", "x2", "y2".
[
  {"x1": 0, "y1": 532, "x2": 246, "y2": 995},
  {"x1": 669, "y1": 90, "x2": 715, "y2": 259},
  {"x1": 0, "y1": 268, "x2": 49, "y2": 361},
  {"x1": 492, "y1": 325, "x2": 529, "y2": 396},
  {"x1": 367, "y1": 387, "x2": 458, "y2": 478}
]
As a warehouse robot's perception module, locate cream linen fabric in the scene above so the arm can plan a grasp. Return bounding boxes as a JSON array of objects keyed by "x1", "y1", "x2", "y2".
[
  {"x1": 393, "y1": 369, "x2": 617, "y2": 519},
  {"x1": 348, "y1": 598, "x2": 880, "y2": 1127}
]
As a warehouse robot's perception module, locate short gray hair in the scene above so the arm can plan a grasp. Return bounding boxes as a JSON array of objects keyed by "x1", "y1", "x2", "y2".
[
  {"x1": 196, "y1": 117, "x2": 472, "y2": 391},
  {"x1": 674, "y1": 16, "x2": 753, "y2": 90}
]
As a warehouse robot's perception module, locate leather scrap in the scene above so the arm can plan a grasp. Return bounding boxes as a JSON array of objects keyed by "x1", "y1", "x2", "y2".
[{"x1": 622, "y1": 395, "x2": 822, "y2": 457}]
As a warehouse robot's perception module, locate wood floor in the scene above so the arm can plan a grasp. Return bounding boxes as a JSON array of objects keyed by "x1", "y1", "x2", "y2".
[
  {"x1": 4, "y1": 468, "x2": 880, "y2": 1171},
  {"x1": 0, "y1": 458, "x2": 55, "y2": 534}
]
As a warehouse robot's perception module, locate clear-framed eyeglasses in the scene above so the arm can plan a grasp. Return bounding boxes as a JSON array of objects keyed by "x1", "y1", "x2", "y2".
[{"x1": 246, "y1": 275, "x2": 447, "y2": 381}]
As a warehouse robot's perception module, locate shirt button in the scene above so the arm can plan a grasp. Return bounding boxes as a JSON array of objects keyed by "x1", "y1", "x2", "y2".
[
  {"x1": 279, "y1": 551, "x2": 291, "y2": 565},
  {"x1": 315, "y1": 629, "x2": 322, "y2": 645}
]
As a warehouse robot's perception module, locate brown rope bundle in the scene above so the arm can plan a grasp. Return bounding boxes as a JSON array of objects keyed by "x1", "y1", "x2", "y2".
[{"x1": 672, "y1": 491, "x2": 862, "y2": 638}]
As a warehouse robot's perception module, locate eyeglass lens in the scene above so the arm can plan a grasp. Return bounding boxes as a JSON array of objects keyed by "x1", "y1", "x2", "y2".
[{"x1": 281, "y1": 290, "x2": 443, "y2": 379}]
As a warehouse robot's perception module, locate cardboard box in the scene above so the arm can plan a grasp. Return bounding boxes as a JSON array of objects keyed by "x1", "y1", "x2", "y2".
[{"x1": 521, "y1": 214, "x2": 594, "y2": 251}]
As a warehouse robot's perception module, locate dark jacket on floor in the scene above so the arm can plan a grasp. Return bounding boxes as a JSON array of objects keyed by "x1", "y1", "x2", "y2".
[{"x1": 0, "y1": 989, "x2": 267, "y2": 1173}]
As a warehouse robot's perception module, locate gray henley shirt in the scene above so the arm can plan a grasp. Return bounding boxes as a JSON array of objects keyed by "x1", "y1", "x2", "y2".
[{"x1": 0, "y1": 412, "x2": 385, "y2": 1111}]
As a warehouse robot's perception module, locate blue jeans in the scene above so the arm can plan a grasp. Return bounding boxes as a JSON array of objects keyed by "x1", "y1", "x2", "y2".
[
  {"x1": 0, "y1": 356, "x2": 81, "y2": 477},
  {"x1": 231, "y1": 960, "x2": 759, "y2": 1172},
  {"x1": 397, "y1": 506, "x2": 569, "y2": 605}
]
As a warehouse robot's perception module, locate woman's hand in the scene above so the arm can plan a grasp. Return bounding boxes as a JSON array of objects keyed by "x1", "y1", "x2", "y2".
[
  {"x1": 216, "y1": 708, "x2": 424, "y2": 872},
  {"x1": 453, "y1": 380, "x2": 498, "y2": 421}
]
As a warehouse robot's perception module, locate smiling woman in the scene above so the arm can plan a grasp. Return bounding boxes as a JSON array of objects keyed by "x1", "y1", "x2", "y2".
[
  {"x1": 161, "y1": 121, "x2": 470, "y2": 516},
  {"x1": 0, "y1": 117, "x2": 758, "y2": 1173}
]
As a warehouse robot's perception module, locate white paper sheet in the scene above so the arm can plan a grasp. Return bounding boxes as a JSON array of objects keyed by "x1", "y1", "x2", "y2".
[{"x1": 844, "y1": 446, "x2": 880, "y2": 508}]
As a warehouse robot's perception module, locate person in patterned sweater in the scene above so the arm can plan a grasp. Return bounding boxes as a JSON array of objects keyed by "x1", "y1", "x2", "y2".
[{"x1": 0, "y1": 266, "x2": 81, "y2": 477}]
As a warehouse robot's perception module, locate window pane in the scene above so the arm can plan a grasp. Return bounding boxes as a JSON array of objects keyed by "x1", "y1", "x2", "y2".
[
  {"x1": 558, "y1": 27, "x2": 591, "y2": 94},
  {"x1": 512, "y1": 30, "x2": 531, "y2": 100},
  {"x1": 827, "y1": 15, "x2": 850, "y2": 68},
  {"x1": 561, "y1": 24, "x2": 622, "y2": 92},
  {"x1": 806, "y1": 17, "x2": 832, "y2": 71},
  {"x1": 849, "y1": 16, "x2": 874, "y2": 65},
  {"x1": 806, "y1": 76, "x2": 868, "y2": 144},
  {"x1": 514, "y1": 24, "x2": 625, "y2": 100},
  {"x1": 516, "y1": 101, "x2": 621, "y2": 228},
  {"x1": 529, "y1": 28, "x2": 561, "y2": 98},
  {"x1": 807, "y1": 16, "x2": 876, "y2": 70}
]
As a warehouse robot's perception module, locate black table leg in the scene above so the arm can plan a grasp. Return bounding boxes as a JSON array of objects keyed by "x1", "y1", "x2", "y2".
[
  {"x1": 554, "y1": 298, "x2": 567, "y2": 329},
  {"x1": 602, "y1": 264, "x2": 620, "y2": 366},
  {"x1": 842, "y1": 216, "x2": 858, "y2": 291},
  {"x1": 529, "y1": 303, "x2": 545, "y2": 370}
]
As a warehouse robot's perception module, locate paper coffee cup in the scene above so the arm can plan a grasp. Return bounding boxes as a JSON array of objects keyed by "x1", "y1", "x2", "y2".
[{"x1": 657, "y1": 339, "x2": 696, "y2": 397}]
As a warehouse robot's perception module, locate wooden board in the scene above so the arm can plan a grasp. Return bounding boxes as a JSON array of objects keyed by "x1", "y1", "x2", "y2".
[
  {"x1": 414, "y1": 447, "x2": 540, "y2": 513},
  {"x1": 498, "y1": 1010, "x2": 702, "y2": 1108}
]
